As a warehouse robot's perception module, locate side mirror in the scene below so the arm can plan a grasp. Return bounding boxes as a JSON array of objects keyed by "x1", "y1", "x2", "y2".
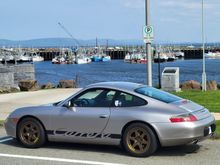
[{"x1": 63, "y1": 101, "x2": 71, "y2": 108}]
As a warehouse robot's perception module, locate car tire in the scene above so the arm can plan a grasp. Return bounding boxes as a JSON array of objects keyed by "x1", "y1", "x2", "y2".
[
  {"x1": 17, "y1": 117, "x2": 46, "y2": 148},
  {"x1": 122, "y1": 123, "x2": 158, "y2": 157}
]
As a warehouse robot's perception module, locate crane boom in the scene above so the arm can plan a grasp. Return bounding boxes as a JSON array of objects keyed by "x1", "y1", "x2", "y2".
[{"x1": 58, "y1": 22, "x2": 80, "y2": 46}]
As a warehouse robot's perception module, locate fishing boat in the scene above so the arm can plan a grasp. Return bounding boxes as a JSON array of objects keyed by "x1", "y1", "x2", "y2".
[
  {"x1": 124, "y1": 53, "x2": 131, "y2": 63},
  {"x1": 102, "y1": 55, "x2": 111, "y2": 62},
  {"x1": 32, "y1": 55, "x2": 44, "y2": 62},
  {"x1": 75, "y1": 55, "x2": 91, "y2": 64},
  {"x1": 125, "y1": 50, "x2": 145, "y2": 64},
  {"x1": 52, "y1": 56, "x2": 66, "y2": 64},
  {"x1": 174, "y1": 51, "x2": 185, "y2": 58},
  {"x1": 91, "y1": 55, "x2": 102, "y2": 62},
  {"x1": 0, "y1": 56, "x2": 3, "y2": 62},
  {"x1": 154, "y1": 53, "x2": 168, "y2": 63},
  {"x1": 205, "y1": 51, "x2": 220, "y2": 58},
  {"x1": 4, "y1": 54, "x2": 14, "y2": 63}
]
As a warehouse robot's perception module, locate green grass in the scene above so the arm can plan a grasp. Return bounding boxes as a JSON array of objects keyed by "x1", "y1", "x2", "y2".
[
  {"x1": 173, "y1": 90, "x2": 220, "y2": 113},
  {"x1": 0, "y1": 120, "x2": 4, "y2": 127},
  {"x1": 215, "y1": 121, "x2": 220, "y2": 134}
]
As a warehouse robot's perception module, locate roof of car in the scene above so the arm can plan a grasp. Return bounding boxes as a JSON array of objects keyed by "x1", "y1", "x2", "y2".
[{"x1": 87, "y1": 81, "x2": 144, "y2": 91}]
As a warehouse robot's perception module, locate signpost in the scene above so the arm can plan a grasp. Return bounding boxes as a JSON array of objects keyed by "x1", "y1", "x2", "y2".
[
  {"x1": 145, "y1": 0, "x2": 152, "y2": 87},
  {"x1": 143, "y1": 25, "x2": 154, "y2": 43}
]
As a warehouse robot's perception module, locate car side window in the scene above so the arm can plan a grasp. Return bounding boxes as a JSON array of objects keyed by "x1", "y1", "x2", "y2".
[
  {"x1": 114, "y1": 92, "x2": 147, "y2": 107},
  {"x1": 70, "y1": 89, "x2": 116, "y2": 107}
]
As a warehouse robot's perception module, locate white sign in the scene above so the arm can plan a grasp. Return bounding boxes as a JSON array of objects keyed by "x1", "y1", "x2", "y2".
[{"x1": 143, "y1": 25, "x2": 154, "y2": 43}]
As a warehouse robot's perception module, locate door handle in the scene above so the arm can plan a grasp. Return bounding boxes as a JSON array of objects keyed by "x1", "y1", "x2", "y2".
[{"x1": 99, "y1": 114, "x2": 109, "y2": 118}]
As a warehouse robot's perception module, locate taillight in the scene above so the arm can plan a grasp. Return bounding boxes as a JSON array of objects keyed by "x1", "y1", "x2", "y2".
[{"x1": 170, "y1": 114, "x2": 197, "y2": 123}]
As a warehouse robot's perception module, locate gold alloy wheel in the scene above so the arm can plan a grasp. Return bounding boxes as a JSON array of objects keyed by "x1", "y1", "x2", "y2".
[
  {"x1": 126, "y1": 127, "x2": 151, "y2": 154},
  {"x1": 20, "y1": 121, "x2": 40, "y2": 145}
]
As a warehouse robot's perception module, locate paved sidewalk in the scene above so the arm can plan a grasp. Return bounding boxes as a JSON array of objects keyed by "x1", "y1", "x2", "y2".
[
  {"x1": 0, "y1": 88, "x2": 81, "y2": 120},
  {"x1": 0, "y1": 88, "x2": 220, "y2": 121}
]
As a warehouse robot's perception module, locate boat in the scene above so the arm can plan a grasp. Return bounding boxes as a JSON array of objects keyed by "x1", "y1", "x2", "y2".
[
  {"x1": 124, "y1": 53, "x2": 131, "y2": 63},
  {"x1": 102, "y1": 55, "x2": 111, "y2": 62},
  {"x1": 91, "y1": 55, "x2": 102, "y2": 62},
  {"x1": 75, "y1": 55, "x2": 91, "y2": 64},
  {"x1": 32, "y1": 54, "x2": 44, "y2": 62},
  {"x1": 174, "y1": 51, "x2": 185, "y2": 58},
  {"x1": 15, "y1": 48, "x2": 32, "y2": 62},
  {"x1": 205, "y1": 51, "x2": 220, "y2": 58},
  {"x1": 154, "y1": 53, "x2": 168, "y2": 63},
  {"x1": 52, "y1": 56, "x2": 67, "y2": 64},
  {"x1": 0, "y1": 56, "x2": 3, "y2": 62},
  {"x1": 4, "y1": 54, "x2": 14, "y2": 63},
  {"x1": 32, "y1": 53, "x2": 44, "y2": 62},
  {"x1": 167, "y1": 56, "x2": 176, "y2": 62},
  {"x1": 124, "y1": 50, "x2": 145, "y2": 64},
  {"x1": 139, "y1": 57, "x2": 147, "y2": 64}
]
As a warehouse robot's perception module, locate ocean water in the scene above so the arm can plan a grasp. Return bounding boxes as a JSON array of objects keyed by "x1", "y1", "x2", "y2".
[{"x1": 34, "y1": 59, "x2": 220, "y2": 87}]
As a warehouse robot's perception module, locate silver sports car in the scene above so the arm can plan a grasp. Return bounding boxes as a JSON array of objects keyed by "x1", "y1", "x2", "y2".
[{"x1": 4, "y1": 82, "x2": 216, "y2": 157}]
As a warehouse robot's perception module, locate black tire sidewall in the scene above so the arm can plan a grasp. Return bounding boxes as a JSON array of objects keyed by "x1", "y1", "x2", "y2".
[
  {"x1": 17, "y1": 117, "x2": 46, "y2": 148},
  {"x1": 122, "y1": 123, "x2": 158, "y2": 157}
]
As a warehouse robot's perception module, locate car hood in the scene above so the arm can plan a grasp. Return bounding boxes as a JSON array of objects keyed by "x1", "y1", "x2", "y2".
[{"x1": 8, "y1": 105, "x2": 55, "y2": 119}]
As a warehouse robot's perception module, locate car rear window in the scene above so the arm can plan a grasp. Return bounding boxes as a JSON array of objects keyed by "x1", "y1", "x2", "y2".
[{"x1": 135, "y1": 86, "x2": 181, "y2": 103}]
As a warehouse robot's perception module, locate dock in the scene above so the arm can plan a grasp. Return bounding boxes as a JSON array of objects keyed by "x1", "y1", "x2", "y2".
[{"x1": 1, "y1": 46, "x2": 220, "y2": 61}]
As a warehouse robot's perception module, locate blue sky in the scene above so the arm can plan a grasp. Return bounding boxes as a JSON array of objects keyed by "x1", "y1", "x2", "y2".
[{"x1": 0, "y1": 0, "x2": 219, "y2": 42}]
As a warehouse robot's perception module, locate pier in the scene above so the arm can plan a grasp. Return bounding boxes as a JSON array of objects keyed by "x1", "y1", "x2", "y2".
[
  {"x1": 1, "y1": 46, "x2": 220, "y2": 61},
  {"x1": 37, "y1": 47, "x2": 220, "y2": 60}
]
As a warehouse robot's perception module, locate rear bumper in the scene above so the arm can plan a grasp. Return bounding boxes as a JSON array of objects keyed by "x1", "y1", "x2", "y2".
[{"x1": 152, "y1": 115, "x2": 216, "y2": 147}]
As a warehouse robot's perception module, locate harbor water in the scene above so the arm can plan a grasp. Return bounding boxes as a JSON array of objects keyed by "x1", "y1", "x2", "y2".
[{"x1": 35, "y1": 59, "x2": 220, "y2": 87}]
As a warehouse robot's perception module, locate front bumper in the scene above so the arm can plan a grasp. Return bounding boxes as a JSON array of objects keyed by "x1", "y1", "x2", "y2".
[
  {"x1": 152, "y1": 115, "x2": 216, "y2": 147},
  {"x1": 4, "y1": 118, "x2": 17, "y2": 138}
]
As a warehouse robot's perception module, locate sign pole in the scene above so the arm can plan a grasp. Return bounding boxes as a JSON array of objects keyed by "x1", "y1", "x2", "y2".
[
  {"x1": 145, "y1": 0, "x2": 152, "y2": 86},
  {"x1": 202, "y1": 0, "x2": 206, "y2": 91}
]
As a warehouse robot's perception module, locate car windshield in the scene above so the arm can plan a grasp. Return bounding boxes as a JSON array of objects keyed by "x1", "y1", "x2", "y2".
[{"x1": 135, "y1": 86, "x2": 181, "y2": 103}]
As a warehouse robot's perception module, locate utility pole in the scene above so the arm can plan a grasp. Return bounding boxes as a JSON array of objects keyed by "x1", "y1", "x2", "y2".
[
  {"x1": 145, "y1": 0, "x2": 152, "y2": 86},
  {"x1": 157, "y1": 46, "x2": 161, "y2": 88},
  {"x1": 202, "y1": 0, "x2": 206, "y2": 91}
]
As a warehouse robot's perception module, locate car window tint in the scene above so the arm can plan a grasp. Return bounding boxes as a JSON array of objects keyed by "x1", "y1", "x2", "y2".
[
  {"x1": 78, "y1": 90, "x2": 103, "y2": 100},
  {"x1": 135, "y1": 86, "x2": 181, "y2": 103},
  {"x1": 72, "y1": 89, "x2": 116, "y2": 107},
  {"x1": 115, "y1": 92, "x2": 147, "y2": 107}
]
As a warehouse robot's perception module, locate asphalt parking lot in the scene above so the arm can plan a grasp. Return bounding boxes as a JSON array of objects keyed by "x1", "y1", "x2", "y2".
[{"x1": 0, "y1": 127, "x2": 220, "y2": 165}]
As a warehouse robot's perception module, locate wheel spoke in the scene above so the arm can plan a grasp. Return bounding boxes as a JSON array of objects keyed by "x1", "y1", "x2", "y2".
[
  {"x1": 24, "y1": 125, "x2": 30, "y2": 131},
  {"x1": 141, "y1": 138, "x2": 148, "y2": 145},
  {"x1": 32, "y1": 134, "x2": 38, "y2": 140},
  {"x1": 33, "y1": 130, "x2": 38, "y2": 134},
  {"x1": 137, "y1": 143, "x2": 144, "y2": 152},
  {"x1": 134, "y1": 130, "x2": 140, "y2": 137},
  {"x1": 23, "y1": 132, "x2": 29, "y2": 137},
  {"x1": 129, "y1": 137, "x2": 136, "y2": 142},
  {"x1": 27, "y1": 135, "x2": 32, "y2": 142},
  {"x1": 132, "y1": 141, "x2": 139, "y2": 148}
]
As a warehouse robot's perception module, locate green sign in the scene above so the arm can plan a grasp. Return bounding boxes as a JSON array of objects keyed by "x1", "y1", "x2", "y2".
[{"x1": 143, "y1": 25, "x2": 154, "y2": 43}]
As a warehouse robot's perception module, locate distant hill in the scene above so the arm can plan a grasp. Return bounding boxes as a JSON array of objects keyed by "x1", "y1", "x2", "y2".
[
  {"x1": 0, "y1": 38, "x2": 144, "y2": 48},
  {"x1": 0, "y1": 38, "x2": 219, "y2": 48}
]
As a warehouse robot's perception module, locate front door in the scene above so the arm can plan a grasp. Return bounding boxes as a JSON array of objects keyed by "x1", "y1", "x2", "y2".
[{"x1": 50, "y1": 88, "x2": 116, "y2": 140}]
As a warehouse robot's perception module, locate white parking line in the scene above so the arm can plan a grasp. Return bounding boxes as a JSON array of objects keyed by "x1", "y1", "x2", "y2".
[
  {"x1": 0, "y1": 137, "x2": 13, "y2": 143},
  {"x1": 0, "y1": 153, "x2": 127, "y2": 165}
]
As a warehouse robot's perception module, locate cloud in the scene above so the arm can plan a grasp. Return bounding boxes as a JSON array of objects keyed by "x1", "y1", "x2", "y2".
[
  {"x1": 121, "y1": 0, "x2": 144, "y2": 9},
  {"x1": 160, "y1": 17, "x2": 180, "y2": 23},
  {"x1": 160, "y1": 0, "x2": 215, "y2": 10}
]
